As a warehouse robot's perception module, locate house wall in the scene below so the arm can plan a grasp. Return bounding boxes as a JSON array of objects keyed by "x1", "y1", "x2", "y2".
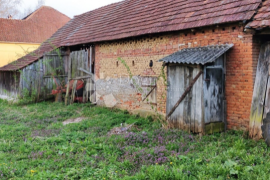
[
  {"x1": 0, "y1": 42, "x2": 39, "y2": 67},
  {"x1": 95, "y1": 22, "x2": 260, "y2": 130}
]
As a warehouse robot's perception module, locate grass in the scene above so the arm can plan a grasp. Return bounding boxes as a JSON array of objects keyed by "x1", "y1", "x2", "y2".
[{"x1": 0, "y1": 99, "x2": 269, "y2": 179}]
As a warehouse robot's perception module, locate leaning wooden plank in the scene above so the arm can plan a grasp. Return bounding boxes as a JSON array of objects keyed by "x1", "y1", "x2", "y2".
[
  {"x1": 264, "y1": 77, "x2": 270, "y2": 119},
  {"x1": 71, "y1": 80, "x2": 78, "y2": 104},
  {"x1": 69, "y1": 76, "x2": 92, "y2": 80},
  {"x1": 68, "y1": 52, "x2": 72, "y2": 80},
  {"x1": 166, "y1": 70, "x2": 203, "y2": 120},
  {"x1": 65, "y1": 80, "x2": 70, "y2": 105},
  {"x1": 65, "y1": 52, "x2": 73, "y2": 105},
  {"x1": 78, "y1": 68, "x2": 94, "y2": 76},
  {"x1": 249, "y1": 43, "x2": 270, "y2": 140}
]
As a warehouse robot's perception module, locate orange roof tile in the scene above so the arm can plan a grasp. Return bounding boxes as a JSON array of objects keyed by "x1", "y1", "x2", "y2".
[
  {"x1": 0, "y1": 0, "x2": 262, "y2": 71},
  {"x1": 0, "y1": 6, "x2": 70, "y2": 44},
  {"x1": 246, "y1": 0, "x2": 270, "y2": 28}
]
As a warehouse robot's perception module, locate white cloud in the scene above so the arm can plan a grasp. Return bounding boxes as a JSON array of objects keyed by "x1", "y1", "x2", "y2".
[{"x1": 22, "y1": 0, "x2": 123, "y2": 18}]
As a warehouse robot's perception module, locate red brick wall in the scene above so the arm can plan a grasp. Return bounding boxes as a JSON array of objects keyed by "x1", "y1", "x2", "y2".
[{"x1": 95, "y1": 22, "x2": 260, "y2": 130}]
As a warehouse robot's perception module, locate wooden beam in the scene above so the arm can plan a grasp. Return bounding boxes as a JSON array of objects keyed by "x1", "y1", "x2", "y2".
[
  {"x1": 78, "y1": 68, "x2": 93, "y2": 76},
  {"x1": 43, "y1": 75, "x2": 67, "y2": 78},
  {"x1": 166, "y1": 71, "x2": 203, "y2": 119},
  {"x1": 65, "y1": 80, "x2": 70, "y2": 105},
  {"x1": 69, "y1": 76, "x2": 92, "y2": 80}
]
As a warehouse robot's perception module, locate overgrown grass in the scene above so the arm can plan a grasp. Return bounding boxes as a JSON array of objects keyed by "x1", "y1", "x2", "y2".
[{"x1": 0, "y1": 99, "x2": 269, "y2": 179}]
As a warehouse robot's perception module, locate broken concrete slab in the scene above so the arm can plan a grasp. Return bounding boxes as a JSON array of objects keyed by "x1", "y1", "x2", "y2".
[{"x1": 104, "y1": 93, "x2": 117, "y2": 108}]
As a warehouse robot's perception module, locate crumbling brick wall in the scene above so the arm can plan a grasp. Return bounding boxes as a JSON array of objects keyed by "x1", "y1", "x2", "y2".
[{"x1": 95, "y1": 22, "x2": 260, "y2": 130}]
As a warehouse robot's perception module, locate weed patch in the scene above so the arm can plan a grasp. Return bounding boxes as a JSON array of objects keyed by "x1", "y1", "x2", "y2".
[{"x1": 0, "y1": 101, "x2": 269, "y2": 179}]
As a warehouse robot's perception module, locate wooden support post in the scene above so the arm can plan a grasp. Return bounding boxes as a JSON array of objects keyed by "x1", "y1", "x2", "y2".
[
  {"x1": 166, "y1": 71, "x2": 203, "y2": 120},
  {"x1": 71, "y1": 80, "x2": 78, "y2": 104},
  {"x1": 65, "y1": 80, "x2": 70, "y2": 105}
]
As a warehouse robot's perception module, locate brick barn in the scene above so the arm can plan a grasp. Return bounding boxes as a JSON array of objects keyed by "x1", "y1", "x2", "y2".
[{"x1": 1, "y1": 0, "x2": 270, "y2": 138}]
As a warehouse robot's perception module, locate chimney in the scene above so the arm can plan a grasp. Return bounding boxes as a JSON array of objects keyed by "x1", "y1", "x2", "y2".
[{"x1": 7, "y1": 15, "x2": 12, "y2": 19}]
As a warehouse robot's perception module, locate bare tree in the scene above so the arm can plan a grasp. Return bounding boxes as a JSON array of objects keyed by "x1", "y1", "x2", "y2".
[
  {"x1": 36, "y1": 0, "x2": 45, "y2": 9},
  {"x1": 20, "y1": 0, "x2": 46, "y2": 19},
  {"x1": 0, "y1": 0, "x2": 22, "y2": 18}
]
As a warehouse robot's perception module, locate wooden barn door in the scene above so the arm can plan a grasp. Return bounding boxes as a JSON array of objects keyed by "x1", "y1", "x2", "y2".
[
  {"x1": 204, "y1": 68, "x2": 224, "y2": 122},
  {"x1": 166, "y1": 65, "x2": 203, "y2": 133},
  {"x1": 203, "y1": 57, "x2": 226, "y2": 134}
]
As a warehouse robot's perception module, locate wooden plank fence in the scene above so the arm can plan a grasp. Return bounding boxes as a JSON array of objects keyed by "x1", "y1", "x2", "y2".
[{"x1": 0, "y1": 49, "x2": 68, "y2": 101}]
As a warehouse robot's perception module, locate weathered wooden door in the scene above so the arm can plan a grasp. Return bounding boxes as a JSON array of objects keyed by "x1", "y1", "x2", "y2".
[
  {"x1": 204, "y1": 67, "x2": 224, "y2": 124},
  {"x1": 250, "y1": 42, "x2": 270, "y2": 140},
  {"x1": 66, "y1": 48, "x2": 96, "y2": 104},
  {"x1": 166, "y1": 65, "x2": 203, "y2": 133}
]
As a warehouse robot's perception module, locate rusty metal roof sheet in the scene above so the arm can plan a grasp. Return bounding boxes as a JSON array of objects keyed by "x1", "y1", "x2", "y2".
[
  {"x1": 246, "y1": 0, "x2": 270, "y2": 29},
  {"x1": 158, "y1": 44, "x2": 234, "y2": 65},
  {"x1": 0, "y1": 0, "x2": 261, "y2": 71}
]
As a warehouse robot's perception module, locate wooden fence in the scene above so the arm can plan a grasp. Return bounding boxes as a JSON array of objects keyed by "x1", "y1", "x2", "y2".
[{"x1": 0, "y1": 48, "x2": 96, "y2": 103}]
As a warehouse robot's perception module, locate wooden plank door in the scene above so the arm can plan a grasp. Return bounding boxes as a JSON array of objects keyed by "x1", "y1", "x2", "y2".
[
  {"x1": 204, "y1": 67, "x2": 224, "y2": 124},
  {"x1": 166, "y1": 65, "x2": 203, "y2": 133}
]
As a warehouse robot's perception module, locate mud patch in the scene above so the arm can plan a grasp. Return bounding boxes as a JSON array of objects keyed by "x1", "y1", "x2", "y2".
[{"x1": 63, "y1": 117, "x2": 85, "y2": 125}]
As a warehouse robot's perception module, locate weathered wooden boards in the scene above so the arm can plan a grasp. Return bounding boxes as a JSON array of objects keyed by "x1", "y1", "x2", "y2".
[
  {"x1": 166, "y1": 70, "x2": 202, "y2": 120},
  {"x1": 264, "y1": 79, "x2": 270, "y2": 119},
  {"x1": 141, "y1": 76, "x2": 157, "y2": 104},
  {"x1": 261, "y1": 113, "x2": 270, "y2": 146},
  {"x1": 42, "y1": 50, "x2": 68, "y2": 100},
  {"x1": 0, "y1": 71, "x2": 20, "y2": 99},
  {"x1": 65, "y1": 48, "x2": 95, "y2": 105},
  {"x1": 166, "y1": 65, "x2": 203, "y2": 133},
  {"x1": 19, "y1": 49, "x2": 68, "y2": 101},
  {"x1": 204, "y1": 67, "x2": 224, "y2": 123},
  {"x1": 250, "y1": 43, "x2": 270, "y2": 140},
  {"x1": 0, "y1": 49, "x2": 69, "y2": 101}
]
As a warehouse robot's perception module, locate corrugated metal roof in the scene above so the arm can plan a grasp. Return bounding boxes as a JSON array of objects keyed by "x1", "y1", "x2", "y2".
[{"x1": 158, "y1": 44, "x2": 234, "y2": 65}]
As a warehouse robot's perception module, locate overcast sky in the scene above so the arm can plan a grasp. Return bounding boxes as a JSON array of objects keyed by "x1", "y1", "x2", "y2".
[{"x1": 22, "y1": 0, "x2": 123, "y2": 18}]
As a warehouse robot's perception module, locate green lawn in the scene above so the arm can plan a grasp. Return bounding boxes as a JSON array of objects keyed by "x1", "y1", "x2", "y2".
[{"x1": 0, "y1": 99, "x2": 269, "y2": 179}]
